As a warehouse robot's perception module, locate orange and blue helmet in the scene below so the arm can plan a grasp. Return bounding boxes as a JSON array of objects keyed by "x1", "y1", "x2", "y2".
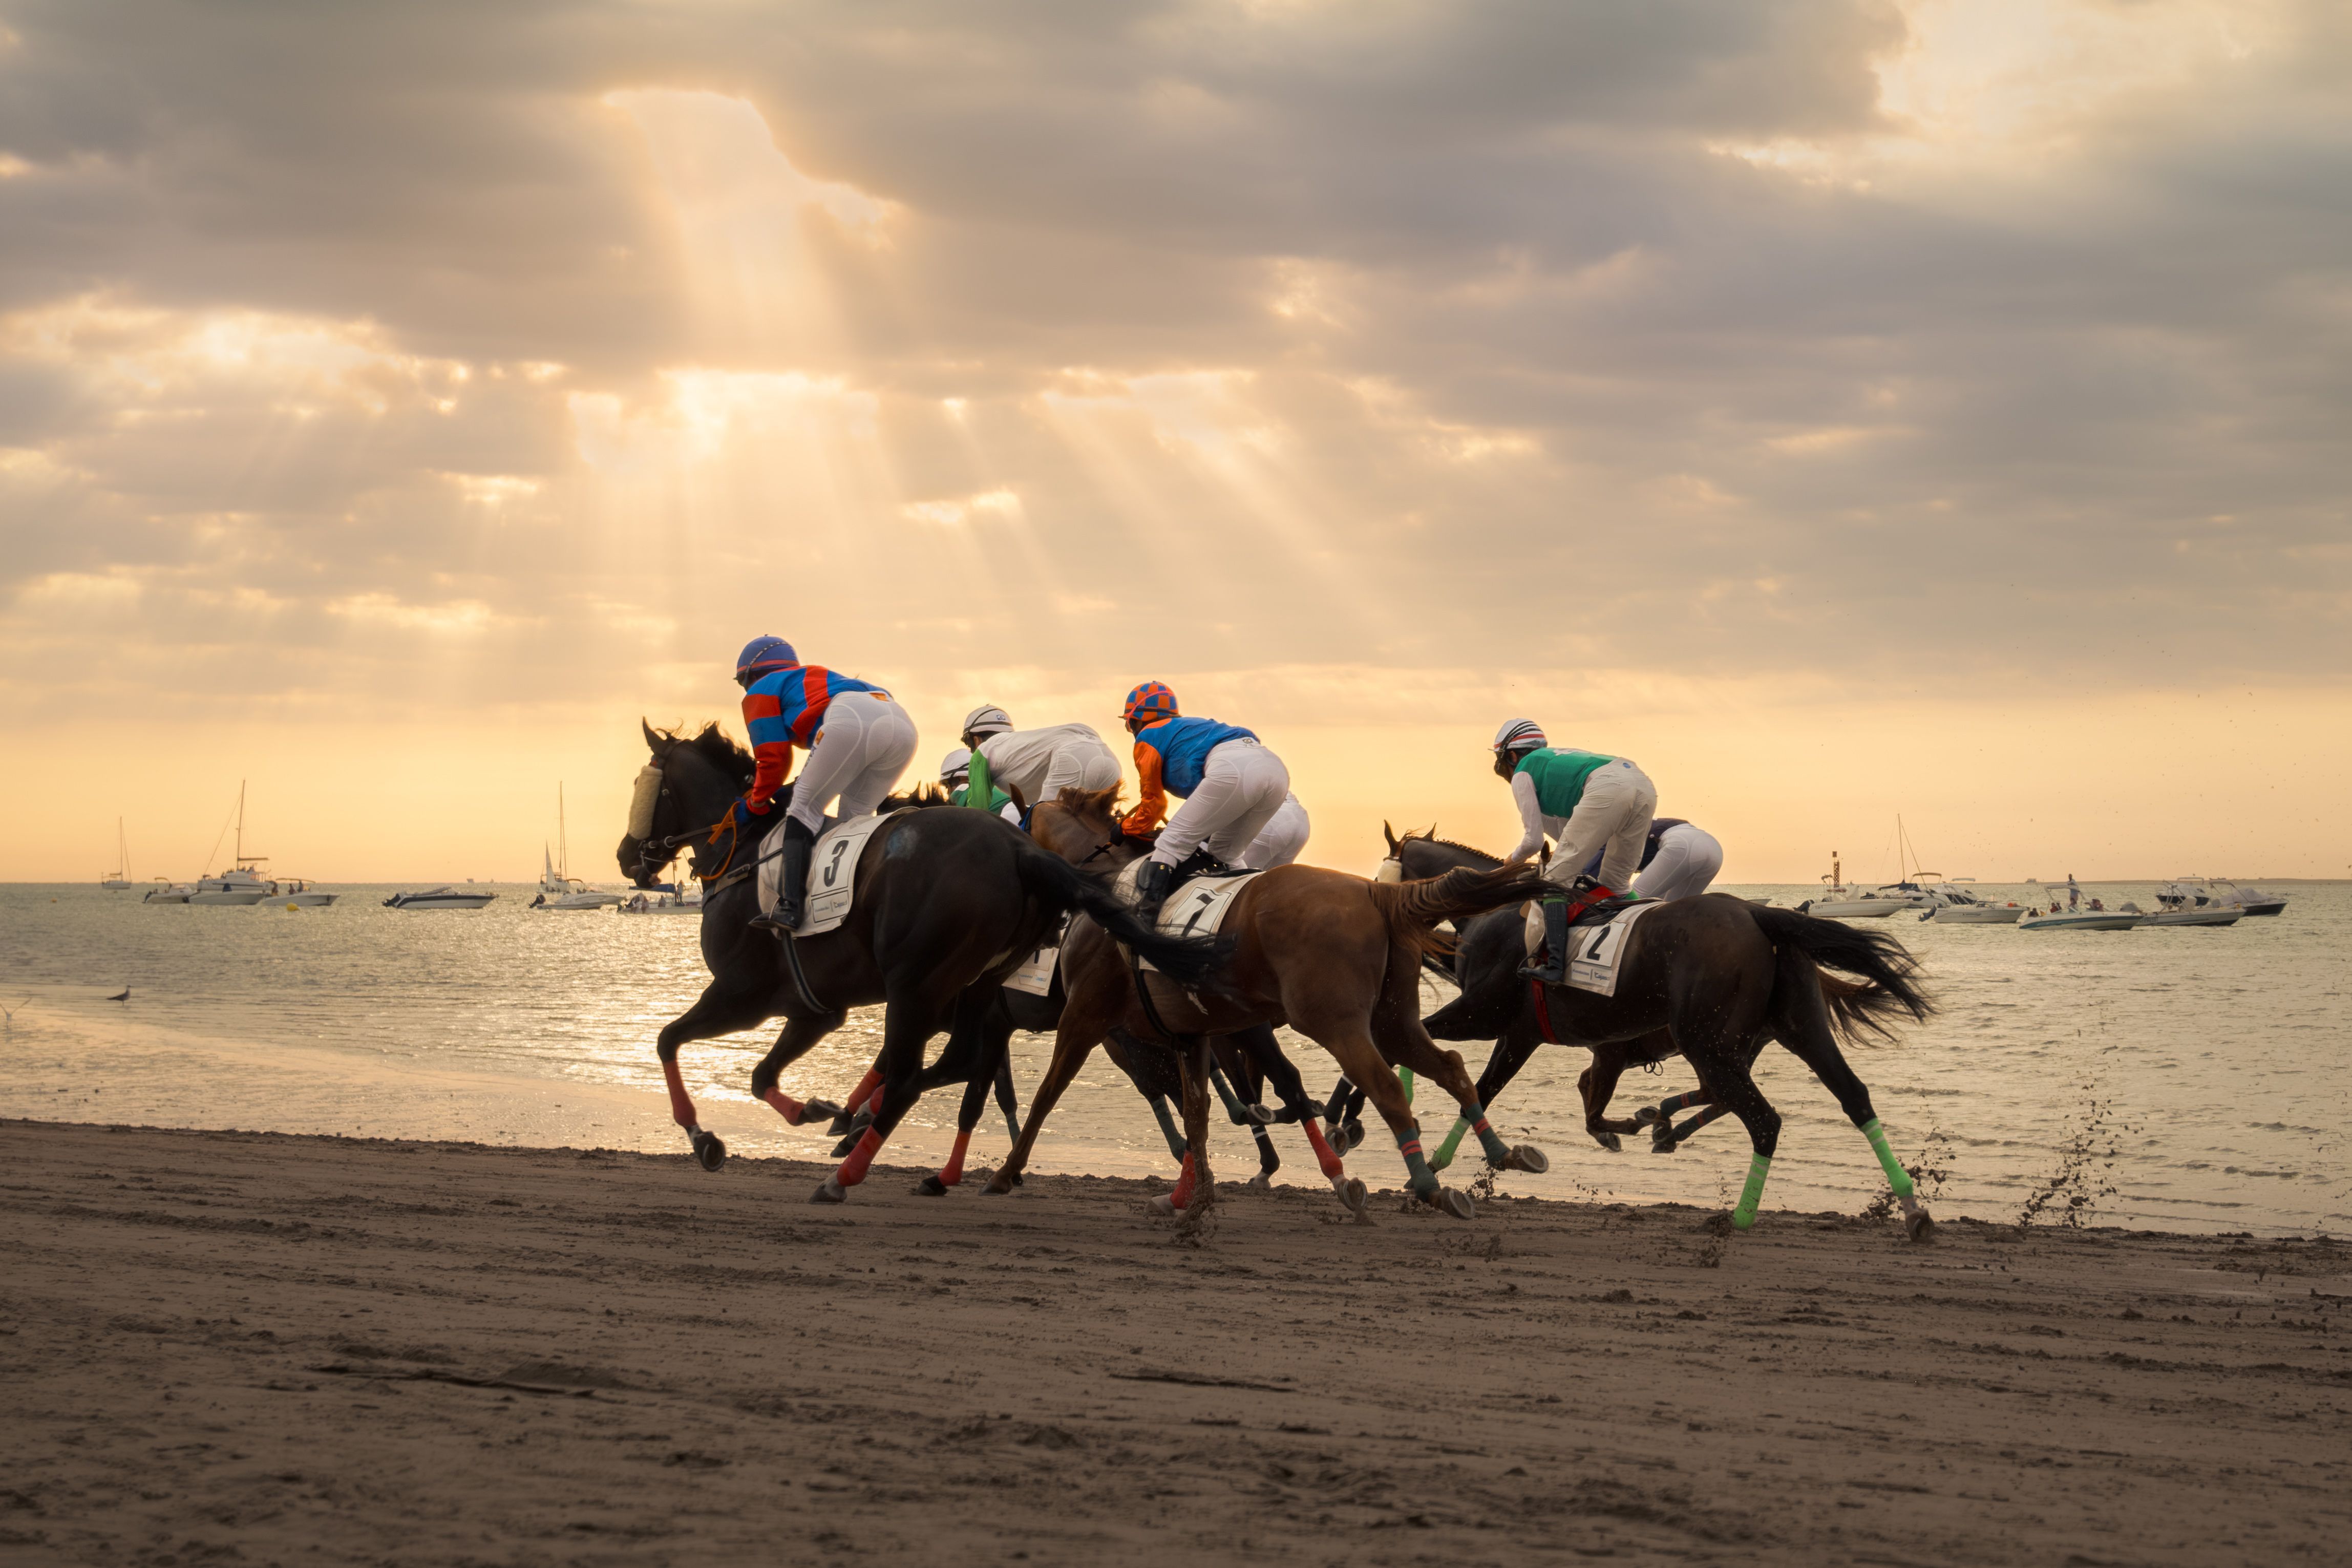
[
  {"x1": 735, "y1": 635, "x2": 798, "y2": 684},
  {"x1": 1121, "y1": 681, "x2": 1178, "y2": 725}
]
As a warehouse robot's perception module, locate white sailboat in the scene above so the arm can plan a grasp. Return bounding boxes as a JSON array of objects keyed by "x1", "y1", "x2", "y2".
[
  {"x1": 189, "y1": 783, "x2": 275, "y2": 905},
  {"x1": 100, "y1": 819, "x2": 133, "y2": 889},
  {"x1": 1800, "y1": 852, "x2": 1915, "y2": 919},
  {"x1": 531, "y1": 784, "x2": 620, "y2": 910}
]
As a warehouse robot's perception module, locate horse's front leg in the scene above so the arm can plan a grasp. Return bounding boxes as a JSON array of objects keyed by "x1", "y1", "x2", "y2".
[
  {"x1": 747, "y1": 1010, "x2": 849, "y2": 1127},
  {"x1": 1579, "y1": 1049, "x2": 1636, "y2": 1152},
  {"x1": 1373, "y1": 978, "x2": 1548, "y2": 1180},
  {"x1": 656, "y1": 982, "x2": 777, "y2": 1172}
]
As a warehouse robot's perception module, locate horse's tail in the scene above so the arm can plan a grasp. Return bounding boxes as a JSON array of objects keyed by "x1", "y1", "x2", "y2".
[
  {"x1": 1012, "y1": 843, "x2": 1232, "y2": 989},
  {"x1": 1749, "y1": 906, "x2": 1935, "y2": 1046},
  {"x1": 1367, "y1": 863, "x2": 1550, "y2": 959}
]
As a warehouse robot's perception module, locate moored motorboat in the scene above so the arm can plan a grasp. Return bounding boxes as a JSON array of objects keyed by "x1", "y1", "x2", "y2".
[
  {"x1": 385, "y1": 886, "x2": 497, "y2": 910},
  {"x1": 2162, "y1": 877, "x2": 2287, "y2": 918},
  {"x1": 1797, "y1": 852, "x2": 1916, "y2": 918},
  {"x1": 2136, "y1": 903, "x2": 2241, "y2": 928},
  {"x1": 1920, "y1": 885, "x2": 2024, "y2": 924},
  {"x1": 2019, "y1": 900, "x2": 2143, "y2": 931},
  {"x1": 618, "y1": 884, "x2": 701, "y2": 914},
  {"x1": 271, "y1": 878, "x2": 338, "y2": 907},
  {"x1": 142, "y1": 878, "x2": 193, "y2": 904}
]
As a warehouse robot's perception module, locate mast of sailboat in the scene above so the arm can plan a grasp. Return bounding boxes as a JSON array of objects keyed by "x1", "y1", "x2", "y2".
[{"x1": 559, "y1": 782, "x2": 567, "y2": 880}]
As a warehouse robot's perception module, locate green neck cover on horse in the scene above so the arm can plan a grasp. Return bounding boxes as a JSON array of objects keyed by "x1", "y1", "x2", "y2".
[
  {"x1": 1861, "y1": 1118, "x2": 1915, "y2": 1198},
  {"x1": 967, "y1": 751, "x2": 993, "y2": 808},
  {"x1": 1731, "y1": 1152, "x2": 1772, "y2": 1230}
]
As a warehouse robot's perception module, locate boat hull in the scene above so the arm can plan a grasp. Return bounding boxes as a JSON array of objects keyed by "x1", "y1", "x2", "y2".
[
  {"x1": 142, "y1": 889, "x2": 191, "y2": 904},
  {"x1": 1804, "y1": 899, "x2": 1913, "y2": 919},
  {"x1": 277, "y1": 892, "x2": 339, "y2": 907},
  {"x1": 1926, "y1": 906, "x2": 2023, "y2": 924},
  {"x1": 2141, "y1": 908, "x2": 2241, "y2": 927},
  {"x1": 188, "y1": 890, "x2": 271, "y2": 906},
  {"x1": 2020, "y1": 913, "x2": 2143, "y2": 931},
  {"x1": 385, "y1": 894, "x2": 497, "y2": 910}
]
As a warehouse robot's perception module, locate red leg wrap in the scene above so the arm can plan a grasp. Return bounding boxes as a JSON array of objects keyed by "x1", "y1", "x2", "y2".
[
  {"x1": 836, "y1": 1127, "x2": 885, "y2": 1188},
  {"x1": 662, "y1": 1058, "x2": 696, "y2": 1129},
  {"x1": 1169, "y1": 1150, "x2": 1197, "y2": 1209},
  {"x1": 1302, "y1": 1118, "x2": 1345, "y2": 1179},
  {"x1": 940, "y1": 1128, "x2": 973, "y2": 1186},
  {"x1": 761, "y1": 1087, "x2": 805, "y2": 1125},
  {"x1": 844, "y1": 1068, "x2": 883, "y2": 1115}
]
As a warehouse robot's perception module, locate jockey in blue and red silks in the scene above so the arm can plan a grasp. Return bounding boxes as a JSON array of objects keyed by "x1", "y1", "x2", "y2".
[
  {"x1": 1117, "y1": 680, "x2": 1294, "y2": 925},
  {"x1": 728, "y1": 634, "x2": 918, "y2": 933}
]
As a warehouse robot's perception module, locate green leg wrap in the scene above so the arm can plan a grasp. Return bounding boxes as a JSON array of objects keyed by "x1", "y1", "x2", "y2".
[
  {"x1": 1429, "y1": 1116, "x2": 1471, "y2": 1172},
  {"x1": 1394, "y1": 1127, "x2": 1439, "y2": 1197},
  {"x1": 1147, "y1": 1096, "x2": 1187, "y2": 1161},
  {"x1": 1730, "y1": 1152, "x2": 1772, "y2": 1230},
  {"x1": 1461, "y1": 1099, "x2": 1515, "y2": 1167},
  {"x1": 1398, "y1": 1066, "x2": 1416, "y2": 1107},
  {"x1": 1861, "y1": 1117, "x2": 1915, "y2": 1198}
]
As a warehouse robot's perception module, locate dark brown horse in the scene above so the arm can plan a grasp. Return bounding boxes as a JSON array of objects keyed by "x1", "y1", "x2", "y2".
[
  {"x1": 984, "y1": 787, "x2": 1554, "y2": 1222},
  {"x1": 617, "y1": 724, "x2": 1226, "y2": 1202},
  {"x1": 1385, "y1": 828, "x2": 1938, "y2": 1235}
]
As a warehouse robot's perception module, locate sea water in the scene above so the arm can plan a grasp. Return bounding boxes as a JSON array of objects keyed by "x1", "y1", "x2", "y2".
[{"x1": 1, "y1": 880, "x2": 2343, "y2": 1236}]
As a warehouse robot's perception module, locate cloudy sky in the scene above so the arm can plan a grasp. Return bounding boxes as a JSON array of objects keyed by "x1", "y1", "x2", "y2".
[{"x1": 4, "y1": 0, "x2": 2345, "y2": 883}]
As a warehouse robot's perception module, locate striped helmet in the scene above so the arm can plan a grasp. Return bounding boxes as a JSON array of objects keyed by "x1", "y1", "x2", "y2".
[
  {"x1": 1121, "y1": 681, "x2": 1178, "y2": 724},
  {"x1": 1492, "y1": 718, "x2": 1546, "y2": 754},
  {"x1": 734, "y1": 635, "x2": 798, "y2": 682},
  {"x1": 962, "y1": 704, "x2": 1012, "y2": 738},
  {"x1": 939, "y1": 747, "x2": 973, "y2": 785}
]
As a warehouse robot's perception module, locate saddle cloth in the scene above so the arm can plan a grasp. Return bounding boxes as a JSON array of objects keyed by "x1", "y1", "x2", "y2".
[
  {"x1": 1524, "y1": 897, "x2": 1665, "y2": 998},
  {"x1": 756, "y1": 810, "x2": 901, "y2": 937},
  {"x1": 1114, "y1": 859, "x2": 1264, "y2": 972}
]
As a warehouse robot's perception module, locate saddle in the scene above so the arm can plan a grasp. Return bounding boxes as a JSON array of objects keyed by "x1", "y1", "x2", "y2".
[{"x1": 1521, "y1": 887, "x2": 1650, "y2": 959}]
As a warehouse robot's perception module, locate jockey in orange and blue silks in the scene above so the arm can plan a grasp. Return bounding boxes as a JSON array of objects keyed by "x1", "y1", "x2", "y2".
[
  {"x1": 1118, "y1": 681, "x2": 1292, "y2": 922},
  {"x1": 729, "y1": 634, "x2": 918, "y2": 932}
]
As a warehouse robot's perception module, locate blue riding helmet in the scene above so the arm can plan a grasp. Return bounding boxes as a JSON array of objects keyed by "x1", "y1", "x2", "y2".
[{"x1": 734, "y1": 635, "x2": 798, "y2": 685}]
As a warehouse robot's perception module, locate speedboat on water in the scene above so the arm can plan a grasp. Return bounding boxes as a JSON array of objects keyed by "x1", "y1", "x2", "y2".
[
  {"x1": 2019, "y1": 899, "x2": 2143, "y2": 931},
  {"x1": 2160, "y1": 877, "x2": 2287, "y2": 918},
  {"x1": 142, "y1": 878, "x2": 193, "y2": 904},
  {"x1": 2135, "y1": 900, "x2": 2241, "y2": 928},
  {"x1": 618, "y1": 884, "x2": 701, "y2": 915},
  {"x1": 271, "y1": 878, "x2": 338, "y2": 907},
  {"x1": 1797, "y1": 853, "x2": 1914, "y2": 918},
  {"x1": 1920, "y1": 885, "x2": 2024, "y2": 924},
  {"x1": 384, "y1": 886, "x2": 497, "y2": 910}
]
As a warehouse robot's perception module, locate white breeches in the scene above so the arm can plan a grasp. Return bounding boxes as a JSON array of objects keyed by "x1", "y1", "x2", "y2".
[
  {"x1": 1240, "y1": 793, "x2": 1310, "y2": 870},
  {"x1": 1041, "y1": 745, "x2": 1121, "y2": 800},
  {"x1": 786, "y1": 693, "x2": 919, "y2": 834},
  {"x1": 1542, "y1": 758, "x2": 1658, "y2": 892},
  {"x1": 1151, "y1": 741, "x2": 1291, "y2": 868},
  {"x1": 1634, "y1": 823, "x2": 1723, "y2": 901}
]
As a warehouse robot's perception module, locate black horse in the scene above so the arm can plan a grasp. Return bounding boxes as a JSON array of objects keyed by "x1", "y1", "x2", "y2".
[
  {"x1": 1379, "y1": 826, "x2": 1937, "y2": 1236},
  {"x1": 617, "y1": 722, "x2": 1227, "y2": 1203}
]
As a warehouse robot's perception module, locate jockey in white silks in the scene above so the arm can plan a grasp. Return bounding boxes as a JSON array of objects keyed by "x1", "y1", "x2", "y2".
[
  {"x1": 959, "y1": 706, "x2": 1121, "y2": 814},
  {"x1": 1494, "y1": 718, "x2": 1658, "y2": 984},
  {"x1": 1580, "y1": 818, "x2": 1724, "y2": 901}
]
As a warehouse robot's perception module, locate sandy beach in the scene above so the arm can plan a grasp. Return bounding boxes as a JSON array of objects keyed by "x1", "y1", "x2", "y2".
[{"x1": 3, "y1": 1118, "x2": 2346, "y2": 1566}]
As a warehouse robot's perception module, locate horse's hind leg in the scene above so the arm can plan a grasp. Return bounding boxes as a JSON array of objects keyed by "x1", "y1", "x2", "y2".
[
  {"x1": 814, "y1": 980, "x2": 950, "y2": 1204},
  {"x1": 1231, "y1": 1023, "x2": 1361, "y2": 1211},
  {"x1": 1299, "y1": 1016, "x2": 1468, "y2": 1220},
  {"x1": 983, "y1": 975, "x2": 1119, "y2": 1195},
  {"x1": 748, "y1": 1010, "x2": 849, "y2": 1128},
  {"x1": 1770, "y1": 957, "x2": 1932, "y2": 1240},
  {"x1": 1207, "y1": 1047, "x2": 1281, "y2": 1190},
  {"x1": 1433, "y1": 1021, "x2": 1540, "y2": 1171},
  {"x1": 1372, "y1": 955, "x2": 1548, "y2": 1179},
  {"x1": 918, "y1": 1007, "x2": 1015, "y2": 1196}
]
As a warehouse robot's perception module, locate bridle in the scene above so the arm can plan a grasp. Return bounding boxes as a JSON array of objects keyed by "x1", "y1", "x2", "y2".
[{"x1": 638, "y1": 752, "x2": 749, "y2": 886}]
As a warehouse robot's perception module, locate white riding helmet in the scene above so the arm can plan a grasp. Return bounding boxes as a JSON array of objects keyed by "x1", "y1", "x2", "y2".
[
  {"x1": 939, "y1": 747, "x2": 973, "y2": 784},
  {"x1": 1492, "y1": 718, "x2": 1546, "y2": 753},
  {"x1": 962, "y1": 704, "x2": 1013, "y2": 739}
]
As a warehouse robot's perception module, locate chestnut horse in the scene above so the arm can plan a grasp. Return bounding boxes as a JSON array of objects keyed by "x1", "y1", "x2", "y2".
[{"x1": 984, "y1": 787, "x2": 1554, "y2": 1221}]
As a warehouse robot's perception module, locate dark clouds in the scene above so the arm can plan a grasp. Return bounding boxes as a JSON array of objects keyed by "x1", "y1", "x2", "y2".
[{"x1": 0, "y1": 0, "x2": 2344, "y2": 726}]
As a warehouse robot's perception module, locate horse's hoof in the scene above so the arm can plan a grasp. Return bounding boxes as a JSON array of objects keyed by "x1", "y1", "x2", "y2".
[
  {"x1": 1905, "y1": 1209, "x2": 1936, "y2": 1243},
  {"x1": 1010, "y1": 1171, "x2": 1025, "y2": 1187},
  {"x1": 1592, "y1": 1131, "x2": 1622, "y2": 1154},
  {"x1": 916, "y1": 1175, "x2": 949, "y2": 1197},
  {"x1": 801, "y1": 1098, "x2": 842, "y2": 1124},
  {"x1": 1333, "y1": 1175, "x2": 1368, "y2": 1215},
  {"x1": 1245, "y1": 1103, "x2": 1275, "y2": 1126},
  {"x1": 1634, "y1": 1107, "x2": 1663, "y2": 1128},
  {"x1": 810, "y1": 1178, "x2": 847, "y2": 1204},
  {"x1": 1246, "y1": 1172, "x2": 1273, "y2": 1194},
  {"x1": 1510, "y1": 1143, "x2": 1551, "y2": 1174},
  {"x1": 1432, "y1": 1187, "x2": 1476, "y2": 1222},
  {"x1": 1341, "y1": 1120, "x2": 1367, "y2": 1154},
  {"x1": 690, "y1": 1131, "x2": 727, "y2": 1173},
  {"x1": 1651, "y1": 1134, "x2": 1679, "y2": 1155},
  {"x1": 981, "y1": 1176, "x2": 1011, "y2": 1196},
  {"x1": 829, "y1": 1133, "x2": 860, "y2": 1158},
  {"x1": 1148, "y1": 1193, "x2": 1177, "y2": 1217}
]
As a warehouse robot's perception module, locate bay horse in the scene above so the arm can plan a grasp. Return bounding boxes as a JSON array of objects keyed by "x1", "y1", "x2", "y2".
[
  {"x1": 984, "y1": 787, "x2": 1554, "y2": 1222},
  {"x1": 1381, "y1": 828, "x2": 1938, "y2": 1234},
  {"x1": 616, "y1": 723, "x2": 1227, "y2": 1203}
]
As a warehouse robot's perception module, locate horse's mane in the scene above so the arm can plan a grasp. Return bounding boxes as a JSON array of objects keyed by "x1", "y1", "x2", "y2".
[
  {"x1": 1399, "y1": 825, "x2": 1503, "y2": 864},
  {"x1": 653, "y1": 722, "x2": 755, "y2": 787},
  {"x1": 881, "y1": 782, "x2": 959, "y2": 812}
]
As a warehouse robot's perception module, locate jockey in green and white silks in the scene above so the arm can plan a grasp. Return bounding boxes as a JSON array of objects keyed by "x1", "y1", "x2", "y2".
[
  {"x1": 939, "y1": 747, "x2": 1021, "y2": 825},
  {"x1": 959, "y1": 705, "x2": 1121, "y2": 810},
  {"x1": 1494, "y1": 718, "x2": 1657, "y2": 983}
]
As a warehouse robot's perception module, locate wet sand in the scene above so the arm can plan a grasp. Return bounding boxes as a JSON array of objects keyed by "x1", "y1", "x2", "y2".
[{"x1": 3, "y1": 1119, "x2": 2347, "y2": 1566}]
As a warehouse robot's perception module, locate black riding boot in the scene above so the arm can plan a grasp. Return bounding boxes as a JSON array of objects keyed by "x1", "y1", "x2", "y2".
[
  {"x1": 751, "y1": 819, "x2": 817, "y2": 935},
  {"x1": 1133, "y1": 859, "x2": 1176, "y2": 928},
  {"x1": 1520, "y1": 897, "x2": 1571, "y2": 984}
]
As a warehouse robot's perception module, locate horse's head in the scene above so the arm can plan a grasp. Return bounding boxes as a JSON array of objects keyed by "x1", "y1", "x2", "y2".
[
  {"x1": 1392, "y1": 824, "x2": 1501, "y2": 880},
  {"x1": 1028, "y1": 783, "x2": 1138, "y2": 870},
  {"x1": 617, "y1": 717, "x2": 756, "y2": 887}
]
